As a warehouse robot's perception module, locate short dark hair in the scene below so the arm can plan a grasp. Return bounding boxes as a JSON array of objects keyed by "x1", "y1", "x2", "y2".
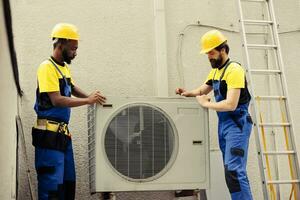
[
  {"x1": 215, "y1": 41, "x2": 229, "y2": 54},
  {"x1": 52, "y1": 38, "x2": 68, "y2": 48}
]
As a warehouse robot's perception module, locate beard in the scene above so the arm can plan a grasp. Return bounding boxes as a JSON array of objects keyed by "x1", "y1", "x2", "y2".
[
  {"x1": 209, "y1": 55, "x2": 223, "y2": 69},
  {"x1": 62, "y1": 48, "x2": 72, "y2": 64}
]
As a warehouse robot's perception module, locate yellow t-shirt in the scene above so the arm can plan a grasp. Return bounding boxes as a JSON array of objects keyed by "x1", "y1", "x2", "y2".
[
  {"x1": 205, "y1": 62, "x2": 245, "y2": 89},
  {"x1": 205, "y1": 61, "x2": 250, "y2": 104},
  {"x1": 37, "y1": 59, "x2": 74, "y2": 93}
]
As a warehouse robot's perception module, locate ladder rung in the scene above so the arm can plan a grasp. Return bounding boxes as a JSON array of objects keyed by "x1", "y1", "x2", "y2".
[
  {"x1": 242, "y1": 19, "x2": 273, "y2": 25},
  {"x1": 247, "y1": 44, "x2": 277, "y2": 49},
  {"x1": 267, "y1": 180, "x2": 300, "y2": 184},
  {"x1": 258, "y1": 122, "x2": 291, "y2": 127},
  {"x1": 255, "y1": 96, "x2": 286, "y2": 100},
  {"x1": 263, "y1": 151, "x2": 296, "y2": 155},
  {"x1": 246, "y1": 32, "x2": 268, "y2": 35},
  {"x1": 241, "y1": 0, "x2": 266, "y2": 2},
  {"x1": 249, "y1": 69, "x2": 281, "y2": 74}
]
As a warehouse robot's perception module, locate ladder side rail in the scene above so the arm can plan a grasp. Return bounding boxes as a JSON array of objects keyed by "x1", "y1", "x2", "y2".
[
  {"x1": 265, "y1": 1, "x2": 283, "y2": 100},
  {"x1": 236, "y1": 1, "x2": 270, "y2": 199},
  {"x1": 265, "y1": 2, "x2": 300, "y2": 200},
  {"x1": 264, "y1": 8, "x2": 295, "y2": 199},
  {"x1": 262, "y1": 4, "x2": 282, "y2": 198},
  {"x1": 268, "y1": 0, "x2": 300, "y2": 198},
  {"x1": 268, "y1": 0, "x2": 300, "y2": 172}
]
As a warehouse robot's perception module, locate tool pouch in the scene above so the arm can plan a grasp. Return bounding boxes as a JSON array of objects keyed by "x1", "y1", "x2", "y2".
[{"x1": 32, "y1": 127, "x2": 70, "y2": 152}]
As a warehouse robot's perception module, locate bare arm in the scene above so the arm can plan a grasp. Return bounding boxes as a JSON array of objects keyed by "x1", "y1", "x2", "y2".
[
  {"x1": 175, "y1": 84, "x2": 213, "y2": 97},
  {"x1": 196, "y1": 88, "x2": 240, "y2": 111},
  {"x1": 72, "y1": 85, "x2": 88, "y2": 98},
  {"x1": 48, "y1": 90, "x2": 106, "y2": 107}
]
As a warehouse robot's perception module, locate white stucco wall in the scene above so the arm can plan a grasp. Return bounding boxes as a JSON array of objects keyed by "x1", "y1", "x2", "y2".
[
  {"x1": 0, "y1": 1, "x2": 18, "y2": 199},
  {"x1": 10, "y1": 0, "x2": 300, "y2": 199}
]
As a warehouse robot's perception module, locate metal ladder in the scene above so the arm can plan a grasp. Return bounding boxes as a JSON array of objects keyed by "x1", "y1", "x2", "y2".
[{"x1": 236, "y1": 0, "x2": 300, "y2": 199}]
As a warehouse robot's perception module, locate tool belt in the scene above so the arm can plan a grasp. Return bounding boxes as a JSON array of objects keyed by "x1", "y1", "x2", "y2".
[
  {"x1": 32, "y1": 119, "x2": 71, "y2": 152},
  {"x1": 34, "y1": 119, "x2": 71, "y2": 137}
]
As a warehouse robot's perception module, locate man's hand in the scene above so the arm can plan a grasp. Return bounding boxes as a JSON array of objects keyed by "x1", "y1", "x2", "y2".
[
  {"x1": 175, "y1": 88, "x2": 190, "y2": 97},
  {"x1": 196, "y1": 95, "x2": 211, "y2": 107},
  {"x1": 175, "y1": 88, "x2": 185, "y2": 95},
  {"x1": 87, "y1": 91, "x2": 106, "y2": 105}
]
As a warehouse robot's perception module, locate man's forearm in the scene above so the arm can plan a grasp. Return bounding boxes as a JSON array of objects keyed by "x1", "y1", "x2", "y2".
[
  {"x1": 185, "y1": 89, "x2": 200, "y2": 97},
  {"x1": 203, "y1": 100, "x2": 237, "y2": 112},
  {"x1": 188, "y1": 88, "x2": 207, "y2": 96},
  {"x1": 190, "y1": 84, "x2": 212, "y2": 96},
  {"x1": 52, "y1": 96, "x2": 89, "y2": 107}
]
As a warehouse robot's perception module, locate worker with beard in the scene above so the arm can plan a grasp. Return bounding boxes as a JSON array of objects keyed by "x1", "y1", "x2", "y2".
[
  {"x1": 32, "y1": 23, "x2": 106, "y2": 200},
  {"x1": 175, "y1": 30, "x2": 253, "y2": 200}
]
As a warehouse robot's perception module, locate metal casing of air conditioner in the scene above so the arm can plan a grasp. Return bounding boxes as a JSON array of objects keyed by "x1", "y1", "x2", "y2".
[{"x1": 87, "y1": 96, "x2": 209, "y2": 192}]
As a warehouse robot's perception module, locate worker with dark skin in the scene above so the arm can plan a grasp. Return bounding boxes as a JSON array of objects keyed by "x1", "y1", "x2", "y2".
[
  {"x1": 49, "y1": 39, "x2": 105, "y2": 106},
  {"x1": 32, "y1": 23, "x2": 106, "y2": 200}
]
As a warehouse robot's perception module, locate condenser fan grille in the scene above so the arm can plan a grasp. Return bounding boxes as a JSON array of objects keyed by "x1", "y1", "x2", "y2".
[{"x1": 104, "y1": 105, "x2": 175, "y2": 181}]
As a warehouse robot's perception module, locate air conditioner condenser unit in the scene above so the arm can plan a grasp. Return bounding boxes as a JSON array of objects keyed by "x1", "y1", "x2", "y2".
[{"x1": 87, "y1": 96, "x2": 209, "y2": 193}]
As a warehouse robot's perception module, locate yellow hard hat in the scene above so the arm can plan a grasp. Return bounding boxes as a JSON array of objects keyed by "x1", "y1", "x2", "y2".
[
  {"x1": 50, "y1": 23, "x2": 79, "y2": 40},
  {"x1": 200, "y1": 30, "x2": 227, "y2": 54}
]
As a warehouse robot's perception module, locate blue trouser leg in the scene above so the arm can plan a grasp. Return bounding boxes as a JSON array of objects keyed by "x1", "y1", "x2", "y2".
[
  {"x1": 219, "y1": 118, "x2": 253, "y2": 200},
  {"x1": 63, "y1": 140, "x2": 76, "y2": 200},
  {"x1": 218, "y1": 122, "x2": 226, "y2": 162},
  {"x1": 35, "y1": 140, "x2": 75, "y2": 200},
  {"x1": 35, "y1": 148, "x2": 64, "y2": 200}
]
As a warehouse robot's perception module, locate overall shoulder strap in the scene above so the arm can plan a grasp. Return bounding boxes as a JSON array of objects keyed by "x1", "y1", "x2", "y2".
[
  {"x1": 219, "y1": 60, "x2": 235, "y2": 81},
  {"x1": 48, "y1": 58, "x2": 68, "y2": 84}
]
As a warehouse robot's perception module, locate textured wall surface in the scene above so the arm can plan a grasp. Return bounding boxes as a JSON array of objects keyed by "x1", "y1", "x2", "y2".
[
  {"x1": 0, "y1": 0, "x2": 18, "y2": 199},
  {"x1": 10, "y1": 0, "x2": 300, "y2": 199}
]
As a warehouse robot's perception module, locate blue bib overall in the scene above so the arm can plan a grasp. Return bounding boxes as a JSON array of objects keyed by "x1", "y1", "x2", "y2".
[
  {"x1": 34, "y1": 58, "x2": 76, "y2": 200},
  {"x1": 213, "y1": 61, "x2": 253, "y2": 200}
]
